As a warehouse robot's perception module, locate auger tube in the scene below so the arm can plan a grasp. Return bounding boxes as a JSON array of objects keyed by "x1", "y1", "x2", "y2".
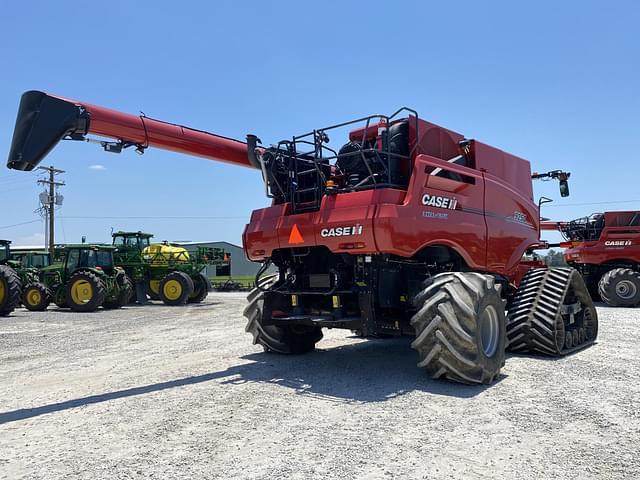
[{"x1": 7, "y1": 90, "x2": 255, "y2": 171}]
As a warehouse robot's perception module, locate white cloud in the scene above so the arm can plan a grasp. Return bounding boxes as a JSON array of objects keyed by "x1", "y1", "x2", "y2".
[
  {"x1": 89, "y1": 164, "x2": 106, "y2": 171},
  {"x1": 13, "y1": 232, "x2": 46, "y2": 247}
]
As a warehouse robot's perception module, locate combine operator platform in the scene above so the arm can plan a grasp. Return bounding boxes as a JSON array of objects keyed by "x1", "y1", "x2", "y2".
[{"x1": 6, "y1": 91, "x2": 599, "y2": 384}]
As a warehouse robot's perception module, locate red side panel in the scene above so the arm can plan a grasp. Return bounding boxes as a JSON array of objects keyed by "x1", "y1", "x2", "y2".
[
  {"x1": 243, "y1": 205, "x2": 286, "y2": 258},
  {"x1": 484, "y1": 170, "x2": 539, "y2": 275},
  {"x1": 374, "y1": 154, "x2": 488, "y2": 270}
]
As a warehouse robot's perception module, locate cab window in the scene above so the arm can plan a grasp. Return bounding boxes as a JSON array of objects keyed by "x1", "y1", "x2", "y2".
[{"x1": 66, "y1": 249, "x2": 80, "y2": 271}]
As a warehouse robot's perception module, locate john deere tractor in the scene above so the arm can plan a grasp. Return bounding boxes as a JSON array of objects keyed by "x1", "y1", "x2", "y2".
[
  {"x1": 112, "y1": 231, "x2": 228, "y2": 306},
  {"x1": 22, "y1": 244, "x2": 132, "y2": 312},
  {"x1": 10, "y1": 248, "x2": 51, "y2": 269},
  {"x1": 0, "y1": 240, "x2": 22, "y2": 316}
]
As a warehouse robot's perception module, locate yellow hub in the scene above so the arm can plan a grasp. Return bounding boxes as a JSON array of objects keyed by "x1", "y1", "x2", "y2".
[
  {"x1": 0, "y1": 279, "x2": 5, "y2": 304},
  {"x1": 149, "y1": 280, "x2": 161, "y2": 295},
  {"x1": 26, "y1": 288, "x2": 42, "y2": 306},
  {"x1": 70, "y1": 280, "x2": 93, "y2": 304},
  {"x1": 163, "y1": 279, "x2": 183, "y2": 301}
]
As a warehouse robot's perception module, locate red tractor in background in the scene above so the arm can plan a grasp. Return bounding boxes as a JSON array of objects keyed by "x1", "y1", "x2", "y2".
[
  {"x1": 7, "y1": 91, "x2": 598, "y2": 384},
  {"x1": 543, "y1": 211, "x2": 640, "y2": 307}
]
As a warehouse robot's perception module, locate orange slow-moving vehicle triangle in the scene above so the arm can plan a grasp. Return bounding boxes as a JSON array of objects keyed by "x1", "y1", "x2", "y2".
[{"x1": 288, "y1": 224, "x2": 305, "y2": 244}]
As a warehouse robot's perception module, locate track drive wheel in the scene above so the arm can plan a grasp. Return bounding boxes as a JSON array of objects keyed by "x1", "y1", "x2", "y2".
[
  {"x1": 159, "y1": 271, "x2": 194, "y2": 306},
  {"x1": 0, "y1": 265, "x2": 22, "y2": 316},
  {"x1": 22, "y1": 283, "x2": 51, "y2": 311},
  {"x1": 243, "y1": 274, "x2": 323, "y2": 354},
  {"x1": 65, "y1": 271, "x2": 107, "y2": 312},
  {"x1": 188, "y1": 273, "x2": 209, "y2": 304},
  {"x1": 598, "y1": 268, "x2": 640, "y2": 307},
  {"x1": 104, "y1": 275, "x2": 133, "y2": 309},
  {"x1": 507, "y1": 268, "x2": 598, "y2": 355},
  {"x1": 410, "y1": 272, "x2": 506, "y2": 385}
]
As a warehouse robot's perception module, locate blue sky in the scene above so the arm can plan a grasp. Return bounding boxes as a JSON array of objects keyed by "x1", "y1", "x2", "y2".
[{"x1": 0, "y1": 1, "x2": 638, "y2": 247}]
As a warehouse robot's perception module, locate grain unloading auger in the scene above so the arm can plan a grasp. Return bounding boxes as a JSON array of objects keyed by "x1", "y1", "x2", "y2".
[
  {"x1": 7, "y1": 90, "x2": 598, "y2": 384},
  {"x1": 8, "y1": 91, "x2": 254, "y2": 171}
]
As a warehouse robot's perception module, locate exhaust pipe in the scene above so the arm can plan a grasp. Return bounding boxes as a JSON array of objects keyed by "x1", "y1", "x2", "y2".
[{"x1": 8, "y1": 91, "x2": 88, "y2": 171}]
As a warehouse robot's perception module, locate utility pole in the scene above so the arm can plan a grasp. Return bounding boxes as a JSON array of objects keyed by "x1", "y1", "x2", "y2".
[{"x1": 37, "y1": 166, "x2": 65, "y2": 257}]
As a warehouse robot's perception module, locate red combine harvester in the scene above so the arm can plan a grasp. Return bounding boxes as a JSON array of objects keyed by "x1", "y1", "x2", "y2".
[
  {"x1": 543, "y1": 211, "x2": 640, "y2": 307},
  {"x1": 7, "y1": 91, "x2": 598, "y2": 384}
]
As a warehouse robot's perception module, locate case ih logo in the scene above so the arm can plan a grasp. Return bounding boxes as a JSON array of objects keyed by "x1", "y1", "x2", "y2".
[
  {"x1": 604, "y1": 240, "x2": 632, "y2": 247},
  {"x1": 508, "y1": 211, "x2": 533, "y2": 227},
  {"x1": 421, "y1": 194, "x2": 458, "y2": 210},
  {"x1": 320, "y1": 225, "x2": 363, "y2": 238}
]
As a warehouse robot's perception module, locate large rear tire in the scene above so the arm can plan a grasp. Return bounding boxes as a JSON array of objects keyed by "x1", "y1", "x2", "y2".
[
  {"x1": 147, "y1": 279, "x2": 161, "y2": 301},
  {"x1": 188, "y1": 273, "x2": 209, "y2": 304},
  {"x1": 243, "y1": 275, "x2": 323, "y2": 354},
  {"x1": 65, "y1": 271, "x2": 107, "y2": 312},
  {"x1": 159, "y1": 271, "x2": 194, "y2": 306},
  {"x1": 410, "y1": 272, "x2": 506, "y2": 385},
  {"x1": 103, "y1": 275, "x2": 133, "y2": 309},
  {"x1": 0, "y1": 265, "x2": 22, "y2": 316},
  {"x1": 22, "y1": 283, "x2": 50, "y2": 311},
  {"x1": 598, "y1": 268, "x2": 640, "y2": 307}
]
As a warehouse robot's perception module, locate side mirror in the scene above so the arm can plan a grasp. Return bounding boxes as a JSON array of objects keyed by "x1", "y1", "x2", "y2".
[{"x1": 559, "y1": 179, "x2": 570, "y2": 197}]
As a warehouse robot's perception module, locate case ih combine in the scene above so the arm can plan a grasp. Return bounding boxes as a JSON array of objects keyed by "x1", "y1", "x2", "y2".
[
  {"x1": 7, "y1": 91, "x2": 598, "y2": 384},
  {"x1": 543, "y1": 211, "x2": 640, "y2": 307}
]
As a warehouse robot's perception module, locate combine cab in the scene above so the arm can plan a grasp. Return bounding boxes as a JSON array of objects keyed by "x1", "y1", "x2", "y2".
[
  {"x1": 543, "y1": 211, "x2": 640, "y2": 307},
  {"x1": 112, "y1": 231, "x2": 229, "y2": 305},
  {"x1": 6, "y1": 91, "x2": 599, "y2": 384},
  {"x1": 0, "y1": 240, "x2": 22, "y2": 316},
  {"x1": 23, "y1": 244, "x2": 132, "y2": 312}
]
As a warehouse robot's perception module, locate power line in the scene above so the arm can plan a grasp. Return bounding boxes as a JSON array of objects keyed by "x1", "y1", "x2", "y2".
[
  {"x1": 545, "y1": 200, "x2": 640, "y2": 207},
  {"x1": 0, "y1": 219, "x2": 43, "y2": 230}
]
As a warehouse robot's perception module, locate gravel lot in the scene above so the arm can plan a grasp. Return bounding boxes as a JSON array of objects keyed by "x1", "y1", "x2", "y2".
[{"x1": 0, "y1": 293, "x2": 638, "y2": 480}]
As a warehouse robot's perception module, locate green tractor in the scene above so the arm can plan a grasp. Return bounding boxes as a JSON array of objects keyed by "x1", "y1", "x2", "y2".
[
  {"x1": 8, "y1": 248, "x2": 49, "y2": 306},
  {"x1": 0, "y1": 240, "x2": 22, "y2": 316},
  {"x1": 22, "y1": 244, "x2": 132, "y2": 312},
  {"x1": 10, "y1": 249, "x2": 51, "y2": 268},
  {"x1": 112, "y1": 231, "x2": 229, "y2": 306}
]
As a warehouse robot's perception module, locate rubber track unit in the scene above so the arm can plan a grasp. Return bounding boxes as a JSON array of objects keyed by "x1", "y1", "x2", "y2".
[
  {"x1": 243, "y1": 274, "x2": 323, "y2": 354},
  {"x1": 410, "y1": 272, "x2": 506, "y2": 385},
  {"x1": 598, "y1": 268, "x2": 640, "y2": 307},
  {"x1": 0, "y1": 265, "x2": 22, "y2": 316},
  {"x1": 506, "y1": 268, "x2": 598, "y2": 356}
]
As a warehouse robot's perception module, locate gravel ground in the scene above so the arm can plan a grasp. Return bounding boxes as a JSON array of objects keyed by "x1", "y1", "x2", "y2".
[{"x1": 0, "y1": 293, "x2": 638, "y2": 480}]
